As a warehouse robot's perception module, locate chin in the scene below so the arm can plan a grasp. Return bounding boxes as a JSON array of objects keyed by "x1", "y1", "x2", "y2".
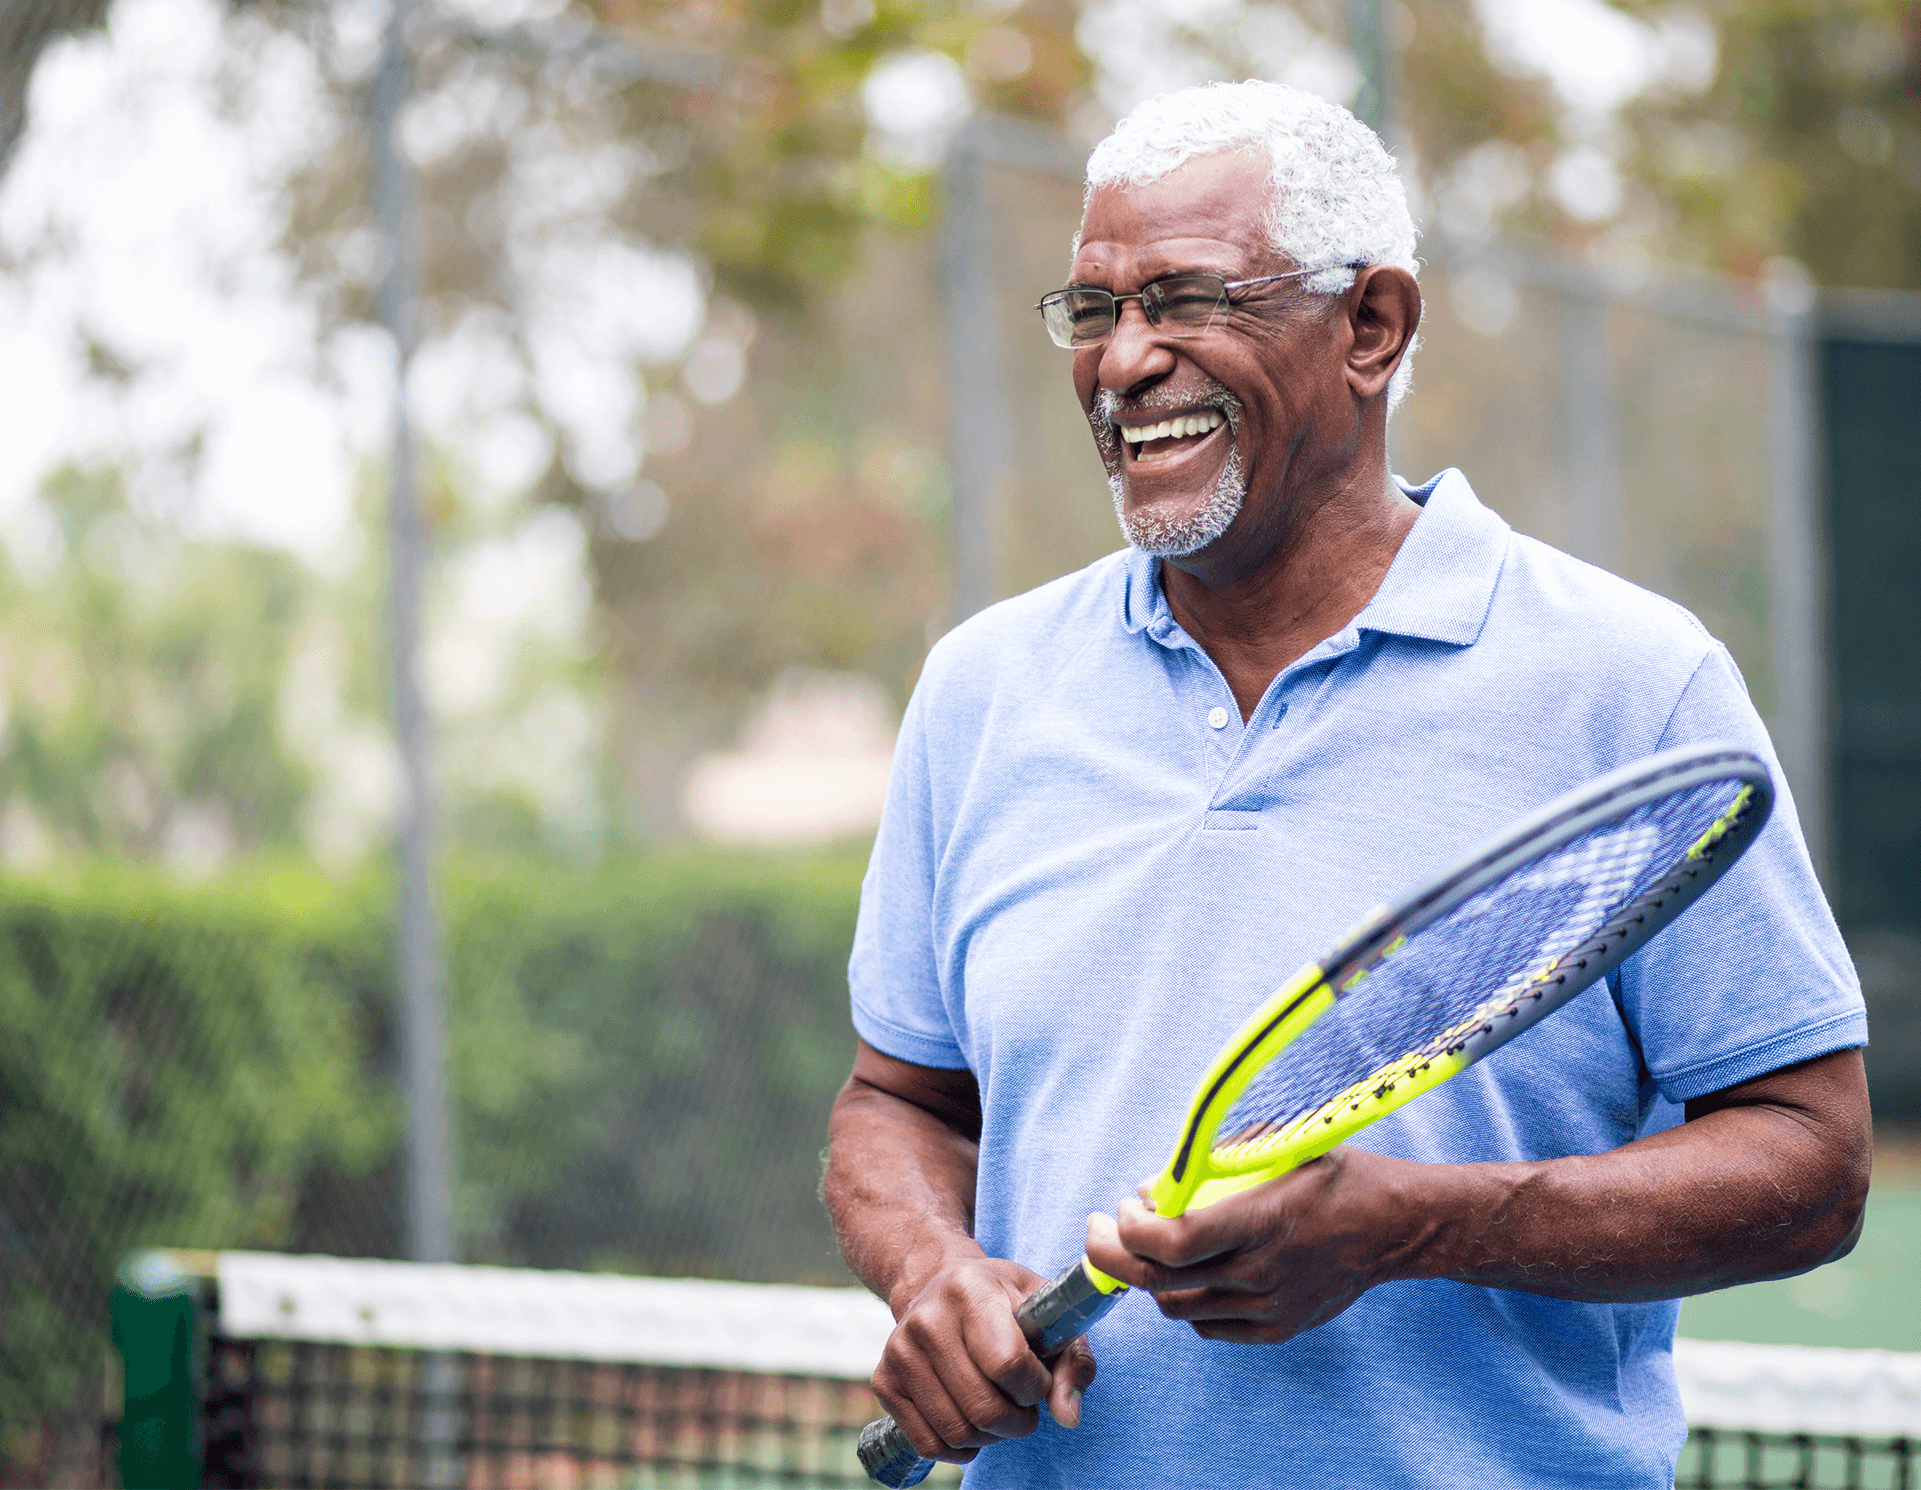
[{"x1": 1113, "y1": 448, "x2": 1246, "y2": 558}]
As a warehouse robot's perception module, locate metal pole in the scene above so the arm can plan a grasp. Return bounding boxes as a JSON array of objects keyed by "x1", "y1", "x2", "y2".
[
  {"x1": 1558, "y1": 287, "x2": 1624, "y2": 573},
  {"x1": 1346, "y1": 0, "x2": 1395, "y2": 143},
  {"x1": 939, "y1": 121, "x2": 1008, "y2": 624},
  {"x1": 1766, "y1": 292, "x2": 1826, "y2": 876},
  {"x1": 372, "y1": 0, "x2": 454, "y2": 1269}
]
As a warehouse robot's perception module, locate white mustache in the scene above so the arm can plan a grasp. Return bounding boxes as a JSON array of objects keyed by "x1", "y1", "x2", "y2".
[{"x1": 1096, "y1": 382, "x2": 1243, "y2": 428}]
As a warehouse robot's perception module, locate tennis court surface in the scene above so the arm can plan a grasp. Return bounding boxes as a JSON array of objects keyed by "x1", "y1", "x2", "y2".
[{"x1": 107, "y1": 1250, "x2": 1920, "y2": 1489}]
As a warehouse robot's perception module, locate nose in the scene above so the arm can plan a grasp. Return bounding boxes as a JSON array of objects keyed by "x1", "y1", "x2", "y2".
[{"x1": 1095, "y1": 297, "x2": 1177, "y2": 398}]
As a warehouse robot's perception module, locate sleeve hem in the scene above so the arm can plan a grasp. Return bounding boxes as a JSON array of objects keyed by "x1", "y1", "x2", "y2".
[
  {"x1": 1655, "y1": 1012, "x2": 1869, "y2": 1103},
  {"x1": 851, "y1": 1002, "x2": 971, "y2": 1071}
]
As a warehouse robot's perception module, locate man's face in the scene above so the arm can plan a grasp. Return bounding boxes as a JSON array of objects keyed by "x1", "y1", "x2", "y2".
[{"x1": 1069, "y1": 150, "x2": 1352, "y2": 568}]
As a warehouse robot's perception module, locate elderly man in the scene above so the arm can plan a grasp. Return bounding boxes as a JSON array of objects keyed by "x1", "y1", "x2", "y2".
[{"x1": 823, "y1": 81, "x2": 1869, "y2": 1488}]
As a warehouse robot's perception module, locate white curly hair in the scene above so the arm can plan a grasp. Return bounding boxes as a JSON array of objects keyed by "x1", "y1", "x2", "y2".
[{"x1": 1084, "y1": 80, "x2": 1420, "y2": 413}]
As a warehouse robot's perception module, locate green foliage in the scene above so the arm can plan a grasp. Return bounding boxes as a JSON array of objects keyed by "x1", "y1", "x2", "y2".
[
  {"x1": 1613, "y1": 0, "x2": 1921, "y2": 287},
  {"x1": 0, "y1": 869, "x2": 386, "y2": 1420},
  {"x1": 0, "y1": 846, "x2": 869, "y2": 1437},
  {"x1": 599, "y1": 0, "x2": 1088, "y2": 312},
  {"x1": 0, "y1": 466, "x2": 318, "y2": 860}
]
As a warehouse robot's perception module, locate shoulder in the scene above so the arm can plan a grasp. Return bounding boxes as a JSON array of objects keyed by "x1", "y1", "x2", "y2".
[
  {"x1": 1500, "y1": 530, "x2": 1715, "y2": 659},
  {"x1": 1484, "y1": 529, "x2": 1724, "y2": 709},
  {"x1": 914, "y1": 548, "x2": 1131, "y2": 713}
]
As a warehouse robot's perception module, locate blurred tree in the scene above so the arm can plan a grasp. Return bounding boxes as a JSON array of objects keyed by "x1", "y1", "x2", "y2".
[
  {"x1": 0, "y1": 0, "x2": 108, "y2": 169},
  {"x1": 587, "y1": 0, "x2": 1088, "y2": 305},
  {"x1": 1611, "y1": 0, "x2": 1921, "y2": 287},
  {"x1": 0, "y1": 466, "x2": 317, "y2": 866}
]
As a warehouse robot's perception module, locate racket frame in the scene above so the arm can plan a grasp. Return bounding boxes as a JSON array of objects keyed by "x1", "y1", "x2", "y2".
[{"x1": 1150, "y1": 744, "x2": 1773, "y2": 1217}]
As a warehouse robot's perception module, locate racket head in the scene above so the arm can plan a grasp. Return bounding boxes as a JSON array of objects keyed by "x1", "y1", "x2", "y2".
[{"x1": 1148, "y1": 744, "x2": 1774, "y2": 1219}]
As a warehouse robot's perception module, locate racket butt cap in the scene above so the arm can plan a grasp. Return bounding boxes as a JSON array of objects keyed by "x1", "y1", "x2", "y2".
[{"x1": 857, "y1": 1418, "x2": 935, "y2": 1487}]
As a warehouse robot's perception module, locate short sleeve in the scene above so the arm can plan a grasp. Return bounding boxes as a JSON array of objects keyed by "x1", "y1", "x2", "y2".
[
  {"x1": 1618, "y1": 645, "x2": 1867, "y2": 1102},
  {"x1": 848, "y1": 683, "x2": 970, "y2": 1070}
]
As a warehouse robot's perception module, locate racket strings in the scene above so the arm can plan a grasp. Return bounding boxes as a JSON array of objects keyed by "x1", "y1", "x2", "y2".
[{"x1": 1213, "y1": 777, "x2": 1756, "y2": 1159}]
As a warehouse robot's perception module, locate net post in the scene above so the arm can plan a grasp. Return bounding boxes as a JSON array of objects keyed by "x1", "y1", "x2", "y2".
[{"x1": 110, "y1": 1251, "x2": 202, "y2": 1490}]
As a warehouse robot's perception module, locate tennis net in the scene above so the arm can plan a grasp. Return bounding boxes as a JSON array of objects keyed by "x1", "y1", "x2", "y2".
[{"x1": 109, "y1": 1251, "x2": 1919, "y2": 1490}]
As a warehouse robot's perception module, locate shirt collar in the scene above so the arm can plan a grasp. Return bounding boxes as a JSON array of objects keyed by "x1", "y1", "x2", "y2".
[{"x1": 1119, "y1": 467, "x2": 1508, "y2": 649}]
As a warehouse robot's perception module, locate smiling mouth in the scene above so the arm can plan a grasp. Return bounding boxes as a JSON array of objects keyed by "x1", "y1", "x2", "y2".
[{"x1": 1117, "y1": 408, "x2": 1227, "y2": 464}]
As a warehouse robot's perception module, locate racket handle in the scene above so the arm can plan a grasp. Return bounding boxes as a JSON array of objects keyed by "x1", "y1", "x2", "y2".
[{"x1": 856, "y1": 1256, "x2": 1128, "y2": 1486}]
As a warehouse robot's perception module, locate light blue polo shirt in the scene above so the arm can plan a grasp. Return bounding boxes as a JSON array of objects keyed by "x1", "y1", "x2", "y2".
[{"x1": 850, "y1": 469, "x2": 1866, "y2": 1490}]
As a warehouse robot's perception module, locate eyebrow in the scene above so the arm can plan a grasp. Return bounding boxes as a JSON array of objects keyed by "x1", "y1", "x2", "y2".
[{"x1": 1061, "y1": 266, "x2": 1243, "y2": 291}]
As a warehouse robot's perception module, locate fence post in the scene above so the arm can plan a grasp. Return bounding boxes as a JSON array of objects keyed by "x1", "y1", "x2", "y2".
[
  {"x1": 1558, "y1": 285, "x2": 1624, "y2": 573},
  {"x1": 1346, "y1": 0, "x2": 1396, "y2": 142},
  {"x1": 1766, "y1": 286, "x2": 1825, "y2": 875},
  {"x1": 371, "y1": 0, "x2": 455, "y2": 1270},
  {"x1": 939, "y1": 121, "x2": 1009, "y2": 624}
]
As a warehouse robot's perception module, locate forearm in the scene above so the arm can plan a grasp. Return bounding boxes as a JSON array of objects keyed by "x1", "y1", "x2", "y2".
[
  {"x1": 1395, "y1": 1098, "x2": 1869, "y2": 1302},
  {"x1": 825, "y1": 1045, "x2": 1095, "y2": 1455},
  {"x1": 1372, "y1": 1050, "x2": 1873, "y2": 1302},
  {"x1": 824, "y1": 1072, "x2": 987, "y2": 1315}
]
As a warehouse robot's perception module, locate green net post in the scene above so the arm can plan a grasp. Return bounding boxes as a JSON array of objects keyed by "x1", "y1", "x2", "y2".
[{"x1": 110, "y1": 1251, "x2": 202, "y2": 1490}]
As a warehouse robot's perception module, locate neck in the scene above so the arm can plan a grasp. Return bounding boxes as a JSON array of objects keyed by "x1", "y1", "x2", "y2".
[{"x1": 1159, "y1": 451, "x2": 1420, "y2": 720}]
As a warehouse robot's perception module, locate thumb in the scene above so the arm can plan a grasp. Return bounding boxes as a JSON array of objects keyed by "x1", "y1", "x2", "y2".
[{"x1": 1047, "y1": 1336, "x2": 1097, "y2": 1429}]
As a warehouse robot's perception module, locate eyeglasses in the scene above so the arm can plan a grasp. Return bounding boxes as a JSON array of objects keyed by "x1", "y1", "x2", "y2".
[{"x1": 1035, "y1": 266, "x2": 1362, "y2": 350}]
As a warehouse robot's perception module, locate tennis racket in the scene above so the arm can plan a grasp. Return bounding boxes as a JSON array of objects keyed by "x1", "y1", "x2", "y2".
[{"x1": 858, "y1": 743, "x2": 1773, "y2": 1486}]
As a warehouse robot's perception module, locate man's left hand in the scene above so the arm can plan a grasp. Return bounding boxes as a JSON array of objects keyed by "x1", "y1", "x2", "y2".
[
  {"x1": 1082, "y1": 1049, "x2": 1871, "y2": 1343},
  {"x1": 1083, "y1": 1146, "x2": 1425, "y2": 1344}
]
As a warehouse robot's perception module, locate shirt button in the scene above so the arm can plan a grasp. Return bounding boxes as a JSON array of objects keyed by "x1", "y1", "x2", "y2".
[{"x1": 1207, "y1": 706, "x2": 1230, "y2": 729}]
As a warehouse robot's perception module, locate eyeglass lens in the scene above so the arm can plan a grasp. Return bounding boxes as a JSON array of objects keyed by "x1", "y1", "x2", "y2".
[{"x1": 1039, "y1": 274, "x2": 1231, "y2": 349}]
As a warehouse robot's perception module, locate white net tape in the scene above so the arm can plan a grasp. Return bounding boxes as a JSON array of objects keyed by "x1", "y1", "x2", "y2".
[
  {"x1": 217, "y1": 1253, "x2": 1921, "y2": 1438},
  {"x1": 216, "y1": 1251, "x2": 895, "y2": 1381}
]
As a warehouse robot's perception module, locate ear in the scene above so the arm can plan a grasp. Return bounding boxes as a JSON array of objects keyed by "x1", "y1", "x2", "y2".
[{"x1": 1343, "y1": 266, "x2": 1421, "y2": 402}]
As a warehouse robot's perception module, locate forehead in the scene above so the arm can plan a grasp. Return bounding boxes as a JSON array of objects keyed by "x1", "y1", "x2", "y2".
[{"x1": 1073, "y1": 149, "x2": 1277, "y2": 280}]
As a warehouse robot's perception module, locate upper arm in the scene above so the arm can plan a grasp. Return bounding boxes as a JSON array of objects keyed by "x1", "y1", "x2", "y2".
[
  {"x1": 840, "y1": 1037, "x2": 984, "y2": 1143},
  {"x1": 1683, "y1": 1047, "x2": 1873, "y2": 1254}
]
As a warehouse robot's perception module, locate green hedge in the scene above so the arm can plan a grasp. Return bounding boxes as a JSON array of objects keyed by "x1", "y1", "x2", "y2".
[{"x1": 0, "y1": 848, "x2": 870, "y2": 1437}]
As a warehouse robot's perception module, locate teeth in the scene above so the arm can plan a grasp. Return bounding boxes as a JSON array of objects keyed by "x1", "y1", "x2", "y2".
[{"x1": 1118, "y1": 409, "x2": 1224, "y2": 444}]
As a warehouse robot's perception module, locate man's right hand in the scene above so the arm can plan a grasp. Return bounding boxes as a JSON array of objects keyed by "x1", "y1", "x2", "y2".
[{"x1": 872, "y1": 1256, "x2": 1100, "y2": 1466}]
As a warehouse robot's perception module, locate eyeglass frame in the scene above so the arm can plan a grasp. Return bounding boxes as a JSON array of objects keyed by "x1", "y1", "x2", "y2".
[{"x1": 1034, "y1": 263, "x2": 1370, "y2": 350}]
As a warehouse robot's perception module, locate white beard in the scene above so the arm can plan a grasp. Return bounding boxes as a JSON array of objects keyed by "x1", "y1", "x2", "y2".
[
  {"x1": 1091, "y1": 383, "x2": 1248, "y2": 558},
  {"x1": 1109, "y1": 445, "x2": 1246, "y2": 558}
]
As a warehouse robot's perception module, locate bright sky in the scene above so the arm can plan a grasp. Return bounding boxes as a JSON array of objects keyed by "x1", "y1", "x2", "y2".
[
  {"x1": 0, "y1": 0, "x2": 369, "y2": 559},
  {"x1": 0, "y1": 0, "x2": 708, "y2": 573}
]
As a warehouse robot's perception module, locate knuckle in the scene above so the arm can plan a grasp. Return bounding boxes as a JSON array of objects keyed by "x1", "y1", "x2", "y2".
[
  {"x1": 982, "y1": 1342, "x2": 1034, "y2": 1385},
  {"x1": 926, "y1": 1400, "x2": 977, "y2": 1449}
]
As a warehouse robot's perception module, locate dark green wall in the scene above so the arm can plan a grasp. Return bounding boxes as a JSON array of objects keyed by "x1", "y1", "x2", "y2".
[{"x1": 1821, "y1": 334, "x2": 1921, "y2": 1118}]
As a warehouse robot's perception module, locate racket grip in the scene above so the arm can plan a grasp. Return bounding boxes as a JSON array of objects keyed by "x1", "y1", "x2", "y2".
[
  {"x1": 856, "y1": 1257, "x2": 1128, "y2": 1486},
  {"x1": 857, "y1": 1418, "x2": 936, "y2": 1487}
]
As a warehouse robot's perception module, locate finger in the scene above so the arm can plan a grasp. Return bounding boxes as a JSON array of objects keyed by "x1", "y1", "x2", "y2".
[
  {"x1": 1113, "y1": 1196, "x2": 1249, "y2": 1273},
  {"x1": 1046, "y1": 1337, "x2": 1098, "y2": 1430},
  {"x1": 1189, "y1": 1317, "x2": 1295, "y2": 1345},
  {"x1": 922, "y1": 1342, "x2": 1040, "y2": 1447},
  {"x1": 1083, "y1": 1210, "x2": 1153, "y2": 1290},
  {"x1": 881, "y1": 1390, "x2": 985, "y2": 1465},
  {"x1": 1149, "y1": 1285, "x2": 1276, "y2": 1322},
  {"x1": 964, "y1": 1285, "x2": 1051, "y2": 1409},
  {"x1": 886, "y1": 1319, "x2": 1032, "y2": 1450}
]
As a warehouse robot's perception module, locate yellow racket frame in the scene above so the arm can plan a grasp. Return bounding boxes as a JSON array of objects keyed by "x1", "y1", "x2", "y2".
[{"x1": 1145, "y1": 779, "x2": 1762, "y2": 1220}]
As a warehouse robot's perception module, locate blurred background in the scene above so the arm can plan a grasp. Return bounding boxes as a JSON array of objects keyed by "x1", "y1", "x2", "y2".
[{"x1": 0, "y1": 0, "x2": 1917, "y2": 1482}]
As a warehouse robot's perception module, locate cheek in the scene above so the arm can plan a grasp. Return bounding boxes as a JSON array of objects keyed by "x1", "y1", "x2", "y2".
[{"x1": 1071, "y1": 352, "x2": 1102, "y2": 408}]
